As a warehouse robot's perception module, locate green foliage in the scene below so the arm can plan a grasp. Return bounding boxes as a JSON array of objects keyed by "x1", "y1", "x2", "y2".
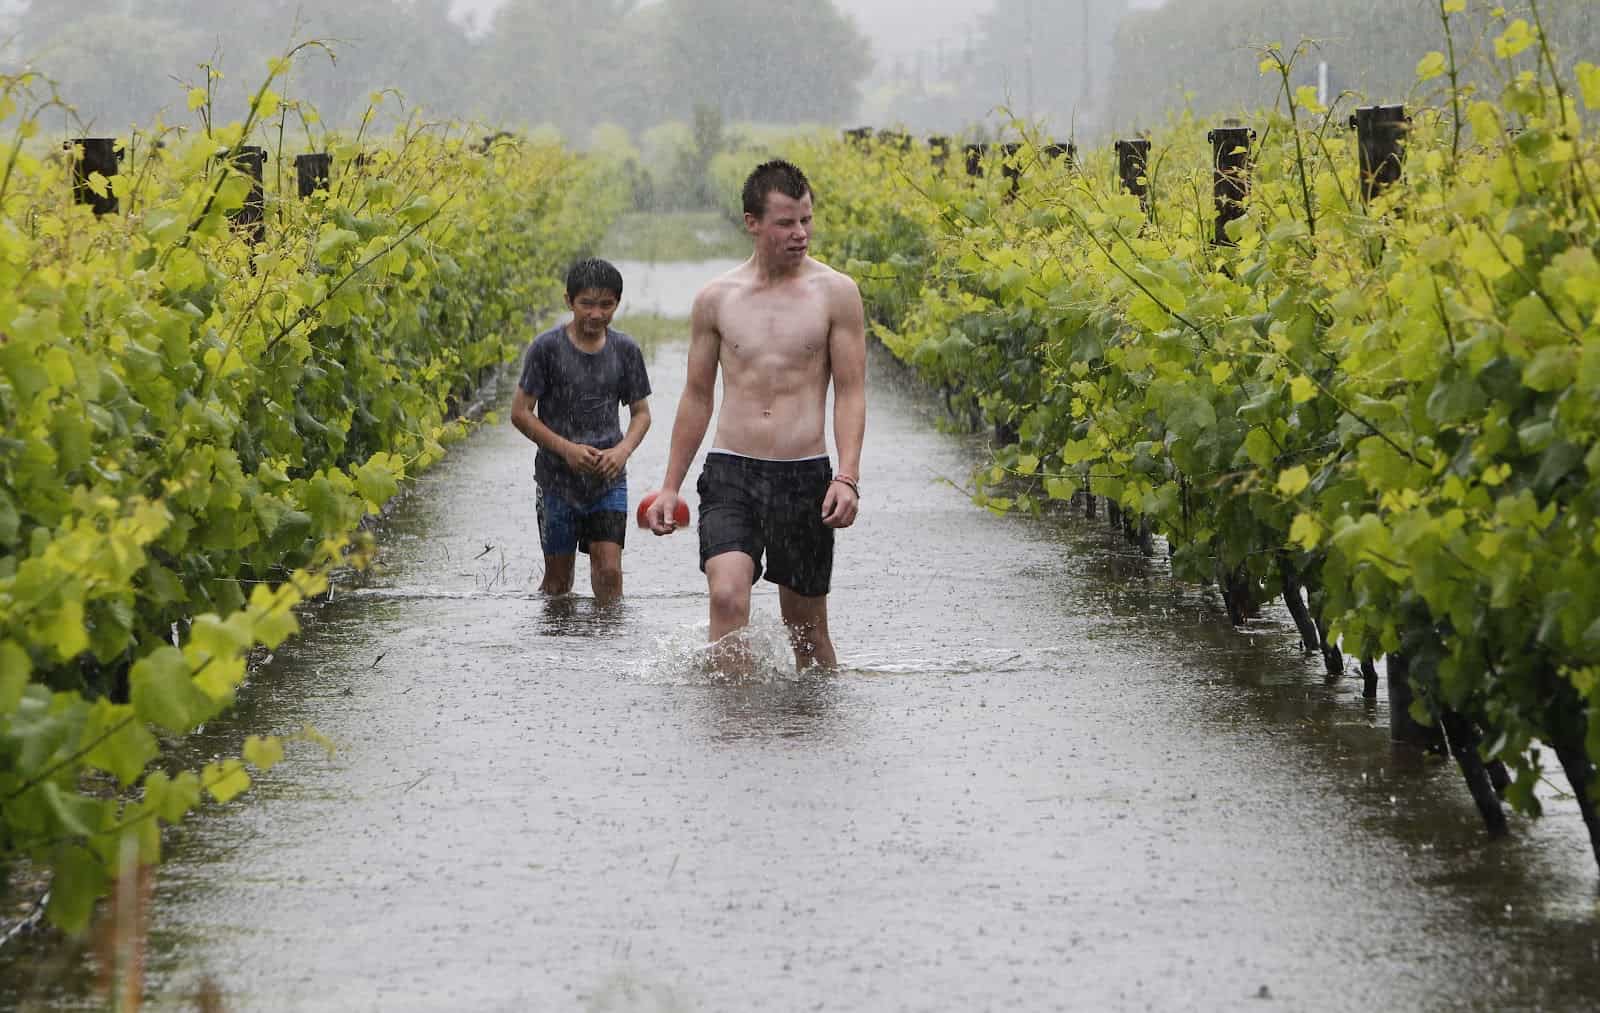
[
  {"x1": 0, "y1": 49, "x2": 625, "y2": 934},
  {"x1": 775, "y1": 15, "x2": 1600, "y2": 840}
]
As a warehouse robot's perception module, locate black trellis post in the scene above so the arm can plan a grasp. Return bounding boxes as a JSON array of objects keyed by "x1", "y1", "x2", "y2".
[
  {"x1": 1349, "y1": 104, "x2": 1409, "y2": 204},
  {"x1": 230, "y1": 145, "x2": 266, "y2": 245},
  {"x1": 1043, "y1": 141, "x2": 1077, "y2": 169},
  {"x1": 1114, "y1": 138, "x2": 1151, "y2": 213},
  {"x1": 999, "y1": 142, "x2": 1023, "y2": 198},
  {"x1": 876, "y1": 129, "x2": 911, "y2": 152},
  {"x1": 964, "y1": 143, "x2": 987, "y2": 179},
  {"x1": 69, "y1": 137, "x2": 121, "y2": 215},
  {"x1": 295, "y1": 152, "x2": 332, "y2": 197},
  {"x1": 1207, "y1": 124, "x2": 1254, "y2": 246}
]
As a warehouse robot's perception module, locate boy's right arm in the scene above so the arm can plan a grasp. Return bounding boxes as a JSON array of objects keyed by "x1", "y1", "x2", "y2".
[{"x1": 649, "y1": 288, "x2": 720, "y2": 534}]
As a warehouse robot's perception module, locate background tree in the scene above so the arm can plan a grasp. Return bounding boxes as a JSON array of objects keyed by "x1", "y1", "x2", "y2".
[
  {"x1": 1101, "y1": 0, "x2": 1599, "y2": 132},
  {"x1": 652, "y1": 0, "x2": 871, "y2": 124},
  {"x1": 860, "y1": 0, "x2": 1129, "y2": 139},
  {"x1": 972, "y1": 0, "x2": 1127, "y2": 133},
  {"x1": 14, "y1": 14, "x2": 208, "y2": 132},
  {"x1": 2, "y1": 0, "x2": 874, "y2": 138},
  {"x1": 475, "y1": 0, "x2": 640, "y2": 138}
]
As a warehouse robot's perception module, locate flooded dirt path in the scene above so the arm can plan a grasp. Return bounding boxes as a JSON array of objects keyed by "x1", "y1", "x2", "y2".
[{"x1": 6, "y1": 257, "x2": 1599, "y2": 1012}]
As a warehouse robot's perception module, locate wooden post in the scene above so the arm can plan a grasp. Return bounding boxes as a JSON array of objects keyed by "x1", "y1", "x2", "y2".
[
  {"x1": 295, "y1": 152, "x2": 332, "y2": 197},
  {"x1": 69, "y1": 137, "x2": 121, "y2": 215},
  {"x1": 1360, "y1": 657, "x2": 1380, "y2": 699},
  {"x1": 1207, "y1": 124, "x2": 1254, "y2": 245},
  {"x1": 1348, "y1": 104, "x2": 1409, "y2": 204},
  {"x1": 1114, "y1": 138, "x2": 1151, "y2": 213}
]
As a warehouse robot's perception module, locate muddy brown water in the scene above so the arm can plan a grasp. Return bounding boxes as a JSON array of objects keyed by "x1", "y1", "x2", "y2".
[{"x1": 4, "y1": 258, "x2": 1599, "y2": 1011}]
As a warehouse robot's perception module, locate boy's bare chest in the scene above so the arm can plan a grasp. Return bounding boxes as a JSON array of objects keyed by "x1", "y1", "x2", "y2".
[{"x1": 718, "y1": 290, "x2": 831, "y2": 366}]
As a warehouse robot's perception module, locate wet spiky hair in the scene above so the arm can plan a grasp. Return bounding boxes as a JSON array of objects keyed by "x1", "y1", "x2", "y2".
[
  {"x1": 565, "y1": 257, "x2": 624, "y2": 300},
  {"x1": 741, "y1": 159, "x2": 811, "y2": 219}
]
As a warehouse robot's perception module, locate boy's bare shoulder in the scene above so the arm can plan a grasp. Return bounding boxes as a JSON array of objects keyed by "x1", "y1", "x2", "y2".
[
  {"x1": 805, "y1": 259, "x2": 862, "y2": 310},
  {"x1": 691, "y1": 262, "x2": 753, "y2": 314}
]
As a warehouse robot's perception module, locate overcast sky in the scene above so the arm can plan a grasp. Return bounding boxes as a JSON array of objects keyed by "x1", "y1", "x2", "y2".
[{"x1": 449, "y1": 0, "x2": 1169, "y2": 62}]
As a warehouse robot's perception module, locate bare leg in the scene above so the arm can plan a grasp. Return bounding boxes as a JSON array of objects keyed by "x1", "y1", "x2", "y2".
[
  {"x1": 779, "y1": 586, "x2": 836, "y2": 670},
  {"x1": 541, "y1": 554, "x2": 575, "y2": 595},
  {"x1": 706, "y1": 552, "x2": 754, "y2": 639},
  {"x1": 705, "y1": 552, "x2": 755, "y2": 673},
  {"x1": 588, "y1": 542, "x2": 623, "y2": 604}
]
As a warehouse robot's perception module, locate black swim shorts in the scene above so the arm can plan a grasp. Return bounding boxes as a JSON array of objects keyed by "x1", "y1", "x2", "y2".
[{"x1": 696, "y1": 451, "x2": 834, "y2": 597}]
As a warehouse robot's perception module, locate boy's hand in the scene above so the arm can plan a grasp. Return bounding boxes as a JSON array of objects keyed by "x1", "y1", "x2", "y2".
[
  {"x1": 821, "y1": 479, "x2": 858, "y2": 528},
  {"x1": 594, "y1": 445, "x2": 629, "y2": 482},
  {"x1": 563, "y1": 442, "x2": 602, "y2": 474},
  {"x1": 647, "y1": 489, "x2": 682, "y2": 535}
]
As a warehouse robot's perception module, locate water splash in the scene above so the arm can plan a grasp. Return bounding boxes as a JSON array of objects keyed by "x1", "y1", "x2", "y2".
[{"x1": 635, "y1": 610, "x2": 803, "y2": 686}]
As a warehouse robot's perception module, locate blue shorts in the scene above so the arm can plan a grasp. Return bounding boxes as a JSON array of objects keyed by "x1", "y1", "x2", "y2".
[{"x1": 536, "y1": 483, "x2": 628, "y2": 556}]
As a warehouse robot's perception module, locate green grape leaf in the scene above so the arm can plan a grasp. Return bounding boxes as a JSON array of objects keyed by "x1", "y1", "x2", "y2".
[
  {"x1": 129, "y1": 646, "x2": 214, "y2": 733},
  {"x1": 41, "y1": 598, "x2": 89, "y2": 662},
  {"x1": 0, "y1": 487, "x2": 18, "y2": 543},
  {"x1": 1277, "y1": 465, "x2": 1310, "y2": 496},
  {"x1": 1043, "y1": 476, "x2": 1078, "y2": 501},
  {"x1": 1578, "y1": 63, "x2": 1600, "y2": 109},
  {"x1": 248, "y1": 582, "x2": 301, "y2": 649},
  {"x1": 45, "y1": 845, "x2": 108, "y2": 936},
  {"x1": 1243, "y1": 428, "x2": 1277, "y2": 469},
  {"x1": 0, "y1": 640, "x2": 31, "y2": 714},
  {"x1": 81, "y1": 698, "x2": 159, "y2": 786},
  {"x1": 1523, "y1": 346, "x2": 1576, "y2": 392},
  {"x1": 144, "y1": 769, "x2": 204, "y2": 824},
  {"x1": 202, "y1": 759, "x2": 251, "y2": 803},
  {"x1": 243, "y1": 734, "x2": 285, "y2": 771},
  {"x1": 41, "y1": 781, "x2": 113, "y2": 839}
]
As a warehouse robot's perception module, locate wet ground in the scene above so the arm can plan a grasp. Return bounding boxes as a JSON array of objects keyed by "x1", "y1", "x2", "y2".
[{"x1": 5, "y1": 257, "x2": 1600, "y2": 1011}]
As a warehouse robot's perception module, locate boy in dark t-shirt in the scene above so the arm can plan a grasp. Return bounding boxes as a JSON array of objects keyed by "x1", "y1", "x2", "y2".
[{"x1": 511, "y1": 258, "x2": 652, "y2": 602}]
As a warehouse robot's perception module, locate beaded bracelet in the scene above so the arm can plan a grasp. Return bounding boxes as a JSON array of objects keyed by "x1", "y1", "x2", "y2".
[{"x1": 830, "y1": 475, "x2": 860, "y2": 496}]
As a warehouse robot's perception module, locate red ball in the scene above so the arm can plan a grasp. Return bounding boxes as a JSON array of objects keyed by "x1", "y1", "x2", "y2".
[{"x1": 637, "y1": 490, "x2": 690, "y2": 530}]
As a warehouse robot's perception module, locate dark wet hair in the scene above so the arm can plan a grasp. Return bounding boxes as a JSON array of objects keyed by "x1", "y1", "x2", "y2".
[
  {"x1": 565, "y1": 257, "x2": 623, "y2": 300},
  {"x1": 742, "y1": 159, "x2": 812, "y2": 219}
]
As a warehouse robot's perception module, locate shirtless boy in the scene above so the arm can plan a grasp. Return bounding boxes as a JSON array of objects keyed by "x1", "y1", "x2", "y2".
[{"x1": 645, "y1": 159, "x2": 866, "y2": 669}]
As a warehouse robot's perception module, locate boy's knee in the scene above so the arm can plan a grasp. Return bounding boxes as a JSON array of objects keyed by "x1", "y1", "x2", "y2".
[
  {"x1": 593, "y1": 562, "x2": 622, "y2": 589},
  {"x1": 708, "y1": 582, "x2": 749, "y2": 620}
]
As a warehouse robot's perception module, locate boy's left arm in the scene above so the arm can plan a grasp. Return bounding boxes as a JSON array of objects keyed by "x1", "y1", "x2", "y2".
[
  {"x1": 822, "y1": 274, "x2": 866, "y2": 529},
  {"x1": 597, "y1": 343, "x2": 654, "y2": 482},
  {"x1": 596, "y1": 398, "x2": 651, "y2": 481}
]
